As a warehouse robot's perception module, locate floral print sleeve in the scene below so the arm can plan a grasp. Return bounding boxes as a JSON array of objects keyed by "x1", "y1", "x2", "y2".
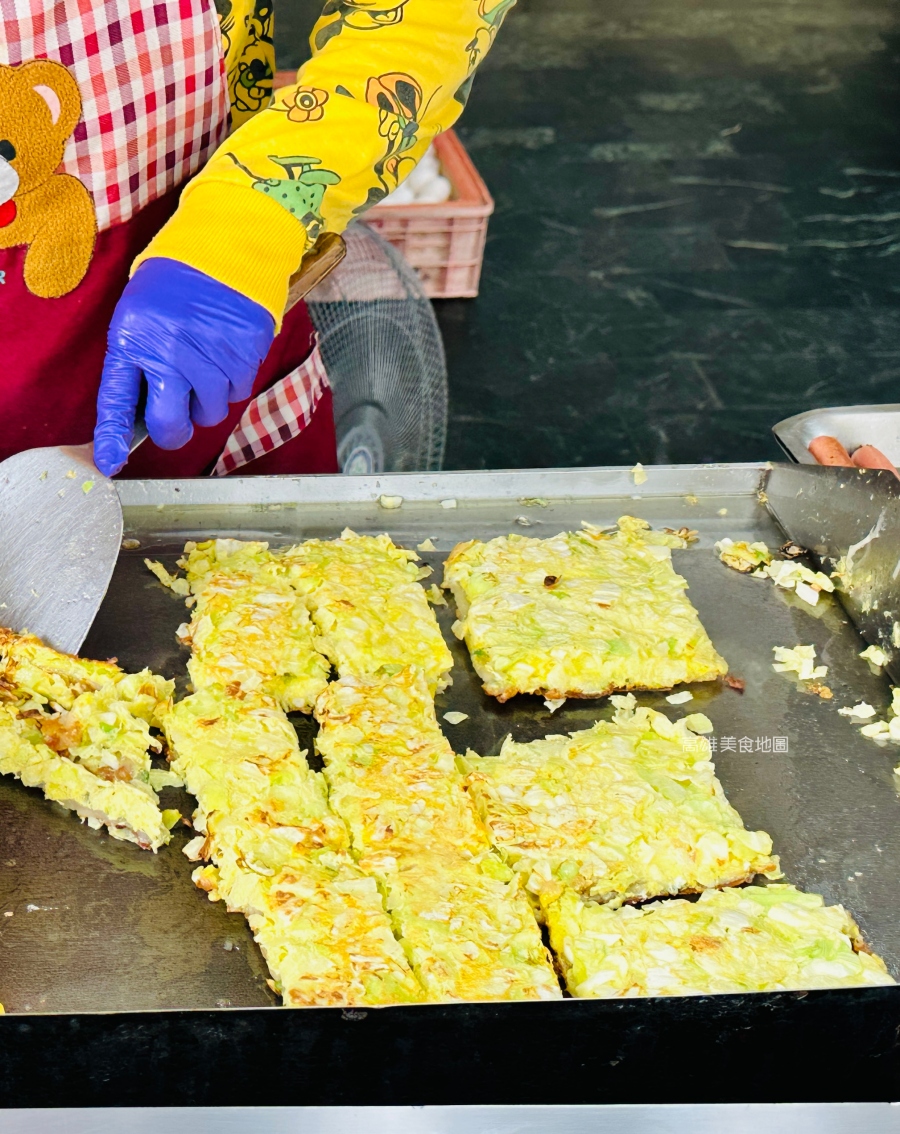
[
  {"x1": 216, "y1": 0, "x2": 276, "y2": 130},
  {"x1": 135, "y1": 0, "x2": 514, "y2": 324}
]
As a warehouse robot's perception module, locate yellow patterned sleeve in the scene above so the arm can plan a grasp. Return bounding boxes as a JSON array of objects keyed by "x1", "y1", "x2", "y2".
[{"x1": 134, "y1": 0, "x2": 514, "y2": 325}]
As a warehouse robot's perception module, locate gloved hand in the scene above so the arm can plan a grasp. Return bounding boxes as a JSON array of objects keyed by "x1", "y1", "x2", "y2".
[{"x1": 93, "y1": 258, "x2": 275, "y2": 477}]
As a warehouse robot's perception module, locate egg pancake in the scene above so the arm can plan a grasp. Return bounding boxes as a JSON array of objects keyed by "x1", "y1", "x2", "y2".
[
  {"x1": 0, "y1": 630, "x2": 175, "y2": 850},
  {"x1": 283, "y1": 529, "x2": 453, "y2": 694},
  {"x1": 374, "y1": 848, "x2": 562, "y2": 1001},
  {"x1": 443, "y1": 517, "x2": 727, "y2": 701},
  {"x1": 165, "y1": 686, "x2": 346, "y2": 856},
  {"x1": 169, "y1": 540, "x2": 329, "y2": 713},
  {"x1": 194, "y1": 852, "x2": 423, "y2": 1007},
  {"x1": 314, "y1": 668, "x2": 485, "y2": 858},
  {"x1": 315, "y1": 669, "x2": 561, "y2": 1001},
  {"x1": 463, "y1": 696, "x2": 779, "y2": 908},
  {"x1": 166, "y1": 686, "x2": 422, "y2": 1006},
  {"x1": 546, "y1": 885, "x2": 894, "y2": 998}
]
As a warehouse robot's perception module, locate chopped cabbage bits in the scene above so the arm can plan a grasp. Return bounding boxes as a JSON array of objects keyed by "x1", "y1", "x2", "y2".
[
  {"x1": 315, "y1": 669, "x2": 561, "y2": 1001},
  {"x1": 715, "y1": 539, "x2": 772, "y2": 573},
  {"x1": 547, "y1": 885, "x2": 893, "y2": 998},
  {"x1": 177, "y1": 539, "x2": 329, "y2": 713},
  {"x1": 0, "y1": 629, "x2": 174, "y2": 850},
  {"x1": 463, "y1": 696, "x2": 779, "y2": 908},
  {"x1": 860, "y1": 644, "x2": 888, "y2": 668},
  {"x1": 716, "y1": 540, "x2": 835, "y2": 606},
  {"x1": 762, "y1": 560, "x2": 834, "y2": 607},
  {"x1": 283, "y1": 529, "x2": 453, "y2": 694},
  {"x1": 165, "y1": 686, "x2": 422, "y2": 1007},
  {"x1": 772, "y1": 644, "x2": 827, "y2": 683},
  {"x1": 443, "y1": 517, "x2": 727, "y2": 702}
]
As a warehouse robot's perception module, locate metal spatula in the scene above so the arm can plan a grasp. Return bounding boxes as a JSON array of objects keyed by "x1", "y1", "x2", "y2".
[
  {"x1": 0, "y1": 430, "x2": 148, "y2": 655},
  {"x1": 764, "y1": 460, "x2": 900, "y2": 685}
]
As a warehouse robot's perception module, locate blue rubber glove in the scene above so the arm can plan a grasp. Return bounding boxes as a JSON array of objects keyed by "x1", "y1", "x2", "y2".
[{"x1": 93, "y1": 258, "x2": 275, "y2": 476}]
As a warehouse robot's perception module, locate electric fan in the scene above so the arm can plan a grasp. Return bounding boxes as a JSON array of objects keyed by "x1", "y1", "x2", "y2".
[{"x1": 305, "y1": 223, "x2": 448, "y2": 474}]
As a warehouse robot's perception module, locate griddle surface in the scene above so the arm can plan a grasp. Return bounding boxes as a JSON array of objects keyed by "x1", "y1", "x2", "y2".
[{"x1": 3, "y1": 479, "x2": 900, "y2": 1013}]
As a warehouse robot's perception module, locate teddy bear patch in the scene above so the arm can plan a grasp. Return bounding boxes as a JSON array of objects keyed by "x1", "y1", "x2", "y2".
[{"x1": 0, "y1": 59, "x2": 97, "y2": 299}]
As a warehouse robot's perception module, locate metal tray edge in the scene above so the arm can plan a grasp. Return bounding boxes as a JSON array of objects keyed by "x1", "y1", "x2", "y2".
[{"x1": 114, "y1": 463, "x2": 768, "y2": 509}]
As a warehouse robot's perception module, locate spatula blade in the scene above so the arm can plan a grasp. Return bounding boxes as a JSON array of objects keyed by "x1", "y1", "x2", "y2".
[
  {"x1": 0, "y1": 444, "x2": 123, "y2": 655},
  {"x1": 765, "y1": 461, "x2": 900, "y2": 684}
]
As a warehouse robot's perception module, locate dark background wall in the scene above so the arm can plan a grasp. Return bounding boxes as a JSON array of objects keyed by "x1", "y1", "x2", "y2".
[{"x1": 276, "y1": 0, "x2": 900, "y2": 470}]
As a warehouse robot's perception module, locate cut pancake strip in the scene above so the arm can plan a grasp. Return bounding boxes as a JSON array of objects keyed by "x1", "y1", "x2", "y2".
[
  {"x1": 283, "y1": 529, "x2": 453, "y2": 694},
  {"x1": 442, "y1": 516, "x2": 727, "y2": 701},
  {"x1": 315, "y1": 669, "x2": 561, "y2": 1001},
  {"x1": 154, "y1": 533, "x2": 474, "y2": 1003},
  {"x1": 173, "y1": 539, "x2": 329, "y2": 713},
  {"x1": 377, "y1": 849, "x2": 561, "y2": 1002},
  {"x1": 156, "y1": 530, "x2": 451, "y2": 704},
  {"x1": 463, "y1": 696, "x2": 779, "y2": 909},
  {"x1": 0, "y1": 629, "x2": 175, "y2": 850},
  {"x1": 546, "y1": 885, "x2": 894, "y2": 997},
  {"x1": 165, "y1": 686, "x2": 423, "y2": 1007}
]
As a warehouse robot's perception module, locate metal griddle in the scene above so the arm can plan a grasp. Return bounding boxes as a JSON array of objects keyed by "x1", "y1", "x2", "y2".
[{"x1": 4, "y1": 462, "x2": 900, "y2": 1016}]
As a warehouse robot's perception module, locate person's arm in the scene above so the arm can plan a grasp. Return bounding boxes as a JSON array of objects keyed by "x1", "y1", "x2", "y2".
[
  {"x1": 138, "y1": 0, "x2": 511, "y2": 322},
  {"x1": 93, "y1": 0, "x2": 514, "y2": 475}
]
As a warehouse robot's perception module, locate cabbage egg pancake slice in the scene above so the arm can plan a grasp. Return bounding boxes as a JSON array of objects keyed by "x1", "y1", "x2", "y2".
[
  {"x1": 314, "y1": 667, "x2": 485, "y2": 859},
  {"x1": 172, "y1": 540, "x2": 329, "y2": 713},
  {"x1": 283, "y1": 529, "x2": 453, "y2": 694},
  {"x1": 164, "y1": 685, "x2": 345, "y2": 854},
  {"x1": 0, "y1": 629, "x2": 175, "y2": 849},
  {"x1": 546, "y1": 885, "x2": 894, "y2": 998},
  {"x1": 376, "y1": 848, "x2": 562, "y2": 1002},
  {"x1": 165, "y1": 686, "x2": 422, "y2": 1007},
  {"x1": 315, "y1": 669, "x2": 561, "y2": 1001},
  {"x1": 463, "y1": 695, "x2": 779, "y2": 907},
  {"x1": 443, "y1": 516, "x2": 727, "y2": 701}
]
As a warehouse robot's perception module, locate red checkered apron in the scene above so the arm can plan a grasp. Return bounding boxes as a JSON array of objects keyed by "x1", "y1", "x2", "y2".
[
  {"x1": 213, "y1": 342, "x2": 330, "y2": 476},
  {"x1": 0, "y1": 0, "x2": 337, "y2": 476},
  {"x1": 2, "y1": 0, "x2": 228, "y2": 230}
]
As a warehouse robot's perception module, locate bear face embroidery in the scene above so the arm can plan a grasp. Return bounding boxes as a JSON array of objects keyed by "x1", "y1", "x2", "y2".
[{"x1": 0, "y1": 59, "x2": 97, "y2": 299}]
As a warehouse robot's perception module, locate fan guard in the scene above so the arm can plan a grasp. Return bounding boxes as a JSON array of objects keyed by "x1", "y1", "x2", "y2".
[{"x1": 306, "y1": 223, "x2": 448, "y2": 474}]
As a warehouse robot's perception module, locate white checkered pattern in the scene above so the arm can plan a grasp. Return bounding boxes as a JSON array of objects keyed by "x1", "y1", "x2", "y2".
[
  {"x1": 1, "y1": 0, "x2": 229, "y2": 231},
  {"x1": 213, "y1": 344, "x2": 331, "y2": 476}
]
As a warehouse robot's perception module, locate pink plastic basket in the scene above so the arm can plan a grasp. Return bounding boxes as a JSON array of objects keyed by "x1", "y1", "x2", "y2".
[{"x1": 364, "y1": 130, "x2": 494, "y2": 299}]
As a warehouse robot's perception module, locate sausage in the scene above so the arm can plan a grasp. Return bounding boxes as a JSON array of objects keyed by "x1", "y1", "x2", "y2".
[
  {"x1": 808, "y1": 435, "x2": 854, "y2": 466},
  {"x1": 851, "y1": 444, "x2": 900, "y2": 479}
]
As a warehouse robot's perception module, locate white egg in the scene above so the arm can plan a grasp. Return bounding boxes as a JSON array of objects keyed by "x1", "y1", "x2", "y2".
[
  {"x1": 383, "y1": 181, "x2": 416, "y2": 205},
  {"x1": 406, "y1": 156, "x2": 441, "y2": 192},
  {"x1": 414, "y1": 175, "x2": 452, "y2": 203}
]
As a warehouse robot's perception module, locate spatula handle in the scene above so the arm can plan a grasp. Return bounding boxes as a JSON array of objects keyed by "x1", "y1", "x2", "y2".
[{"x1": 285, "y1": 232, "x2": 347, "y2": 312}]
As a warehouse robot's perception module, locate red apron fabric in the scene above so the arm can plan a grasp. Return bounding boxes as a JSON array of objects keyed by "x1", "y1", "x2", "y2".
[
  {"x1": 1, "y1": 185, "x2": 337, "y2": 477},
  {"x1": 0, "y1": 188, "x2": 180, "y2": 463},
  {"x1": 1, "y1": 0, "x2": 338, "y2": 477}
]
